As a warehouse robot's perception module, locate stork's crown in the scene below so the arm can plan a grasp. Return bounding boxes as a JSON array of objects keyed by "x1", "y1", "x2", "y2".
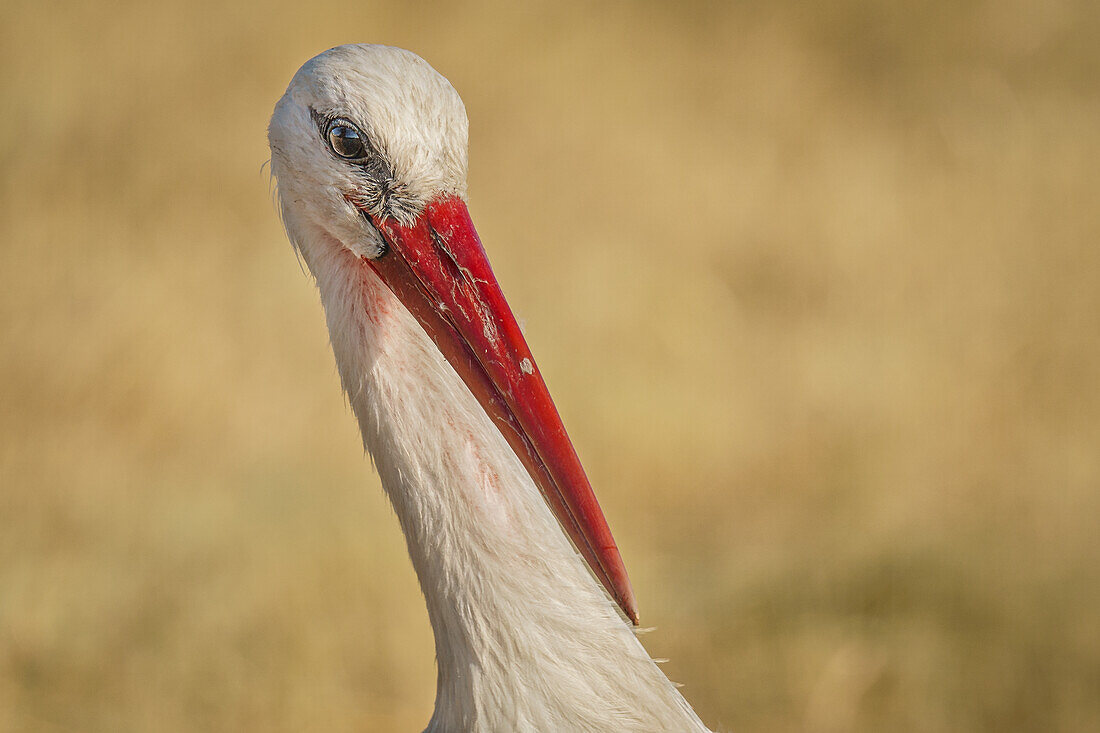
[{"x1": 269, "y1": 45, "x2": 469, "y2": 256}]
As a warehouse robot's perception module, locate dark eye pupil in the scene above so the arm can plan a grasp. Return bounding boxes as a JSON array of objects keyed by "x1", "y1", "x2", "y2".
[{"x1": 328, "y1": 125, "x2": 365, "y2": 158}]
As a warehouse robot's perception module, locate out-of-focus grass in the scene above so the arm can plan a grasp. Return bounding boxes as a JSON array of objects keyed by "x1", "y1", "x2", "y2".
[{"x1": 2, "y1": 1, "x2": 1098, "y2": 730}]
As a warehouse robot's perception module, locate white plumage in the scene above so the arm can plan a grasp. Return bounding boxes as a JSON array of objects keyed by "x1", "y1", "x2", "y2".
[{"x1": 269, "y1": 44, "x2": 710, "y2": 732}]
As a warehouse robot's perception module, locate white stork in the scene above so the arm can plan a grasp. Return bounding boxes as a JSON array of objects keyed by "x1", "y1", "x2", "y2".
[{"x1": 268, "y1": 44, "x2": 710, "y2": 732}]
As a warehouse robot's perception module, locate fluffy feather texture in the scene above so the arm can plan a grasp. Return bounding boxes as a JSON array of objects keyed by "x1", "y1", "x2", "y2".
[{"x1": 269, "y1": 44, "x2": 710, "y2": 732}]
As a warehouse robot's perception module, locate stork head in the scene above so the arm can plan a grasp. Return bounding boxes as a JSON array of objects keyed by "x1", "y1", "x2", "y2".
[
  {"x1": 269, "y1": 44, "x2": 469, "y2": 258},
  {"x1": 268, "y1": 45, "x2": 639, "y2": 625}
]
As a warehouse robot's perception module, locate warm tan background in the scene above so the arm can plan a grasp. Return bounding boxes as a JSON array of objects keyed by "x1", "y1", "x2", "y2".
[{"x1": 2, "y1": 0, "x2": 1098, "y2": 731}]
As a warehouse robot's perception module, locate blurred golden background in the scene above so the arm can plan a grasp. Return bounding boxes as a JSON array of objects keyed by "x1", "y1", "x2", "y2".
[{"x1": 2, "y1": 0, "x2": 1099, "y2": 730}]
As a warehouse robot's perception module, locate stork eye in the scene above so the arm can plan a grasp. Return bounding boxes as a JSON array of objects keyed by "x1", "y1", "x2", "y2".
[{"x1": 326, "y1": 119, "x2": 367, "y2": 159}]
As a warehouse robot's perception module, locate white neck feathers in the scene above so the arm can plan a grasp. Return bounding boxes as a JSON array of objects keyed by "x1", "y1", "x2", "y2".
[{"x1": 302, "y1": 233, "x2": 708, "y2": 732}]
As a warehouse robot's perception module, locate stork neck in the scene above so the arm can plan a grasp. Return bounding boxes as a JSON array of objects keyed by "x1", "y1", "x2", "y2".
[{"x1": 306, "y1": 238, "x2": 707, "y2": 732}]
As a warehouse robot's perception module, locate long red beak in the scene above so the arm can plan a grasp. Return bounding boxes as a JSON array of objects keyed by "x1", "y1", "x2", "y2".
[{"x1": 364, "y1": 194, "x2": 638, "y2": 625}]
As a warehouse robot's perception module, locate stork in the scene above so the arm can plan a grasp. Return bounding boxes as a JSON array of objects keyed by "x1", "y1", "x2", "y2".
[{"x1": 268, "y1": 44, "x2": 710, "y2": 732}]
